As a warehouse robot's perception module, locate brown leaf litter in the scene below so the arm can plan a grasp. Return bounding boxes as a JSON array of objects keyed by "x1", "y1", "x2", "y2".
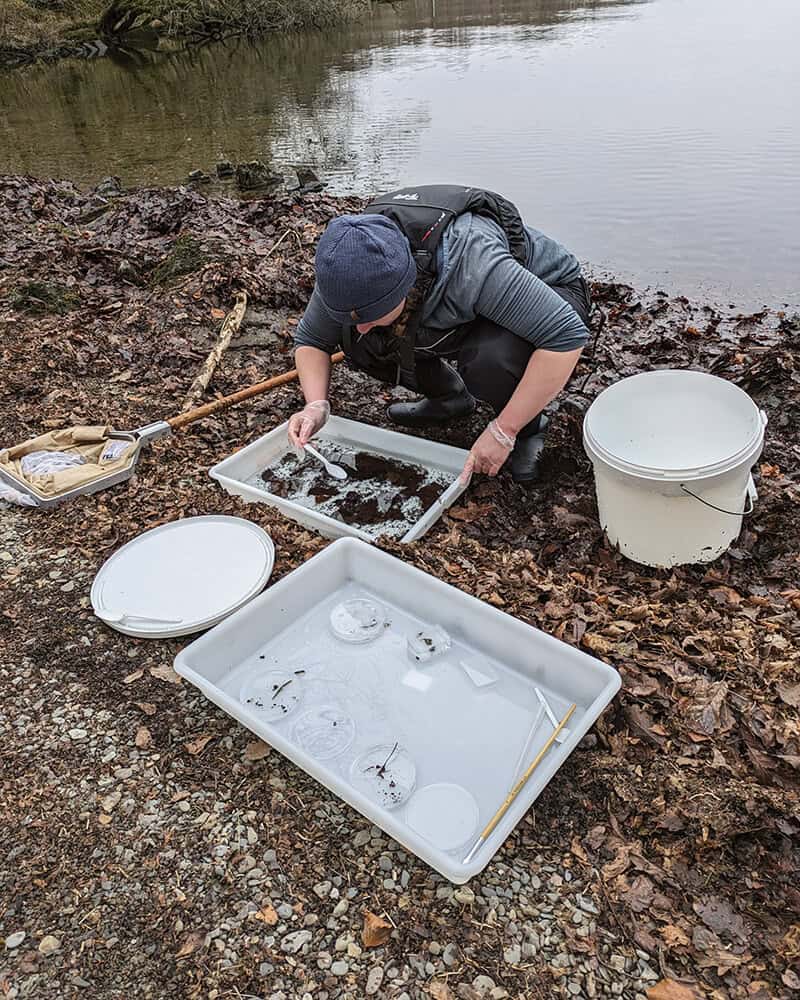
[{"x1": 0, "y1": 175, "x2": 798, "y2": 999}]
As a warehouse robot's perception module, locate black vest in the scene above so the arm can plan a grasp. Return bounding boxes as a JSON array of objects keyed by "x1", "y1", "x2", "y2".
[
  {"x1": 341, "y1": 185, "x2": 528, "y2": 373},
  {"x1": 364, "y1": 184, "x2": 528, "y2": 276}
]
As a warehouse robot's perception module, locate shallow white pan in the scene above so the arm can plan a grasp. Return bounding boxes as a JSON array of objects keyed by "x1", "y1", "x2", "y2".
[
  {"x1": 209, "y1": 416, "x2": 470, "y2": 543},
  {"x1": 174, "y1": 538, "x2": 620, "y2": 882}
]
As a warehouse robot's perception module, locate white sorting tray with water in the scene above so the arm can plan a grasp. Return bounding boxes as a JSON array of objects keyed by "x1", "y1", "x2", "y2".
[
  {"x1": 208, "y1": 416, "x2": 470, "y2": 543},
  {"x1": 174, "y1": 538, "x2": 620, "y2": 882}
]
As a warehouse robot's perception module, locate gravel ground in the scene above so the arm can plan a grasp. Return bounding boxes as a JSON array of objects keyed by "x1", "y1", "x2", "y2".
[
  {"x1": 1, "y1": 176, "x2": 798, "y2": 1000},
  {"x1": 0, "y1": 486, "x2": 660, "y2": 1000}
]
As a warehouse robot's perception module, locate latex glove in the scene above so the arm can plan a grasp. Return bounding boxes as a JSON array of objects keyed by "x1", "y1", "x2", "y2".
[
  {"x1": 288, "y1": 400, "x2": 331, "y2": 449},
  {"x1": 460, "y1": 419, "x2": 516, "y2": 484}
]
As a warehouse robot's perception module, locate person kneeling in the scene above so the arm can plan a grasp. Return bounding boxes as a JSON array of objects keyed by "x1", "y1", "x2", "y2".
[{"x1": 288, "y1": 185, "x2": 591, "y2": 484}]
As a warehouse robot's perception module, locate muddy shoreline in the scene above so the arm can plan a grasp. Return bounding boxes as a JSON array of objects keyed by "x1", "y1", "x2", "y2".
[{"x1": 1, "y1": 175, "x2": 798, "y2": 998}]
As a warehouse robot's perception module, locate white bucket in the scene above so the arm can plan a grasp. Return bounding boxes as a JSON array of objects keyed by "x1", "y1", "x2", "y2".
[{"x1": 583, "y1": 370, "x2": 767, "y2": 568}]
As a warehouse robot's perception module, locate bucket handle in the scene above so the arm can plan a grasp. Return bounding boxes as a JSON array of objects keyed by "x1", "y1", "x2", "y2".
[{"x1": 680, "y1": 476, "x2": 756, "y2": 517}]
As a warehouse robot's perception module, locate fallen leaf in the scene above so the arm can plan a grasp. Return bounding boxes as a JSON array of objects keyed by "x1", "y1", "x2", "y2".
[
  {"x1": 243, "y1": 740, "x2": 270, "y2": 761},
  {"x1": 123, "y1": 669, "x2": 144, "y2": 684},
  {"x1": 708, "y1": 585, "x2": 741, "y2": 606},
  {"x1": 582, "y1": 632, "x2": 613, "y2": 656},
  {"x1": 691, "y1": 924, "x2": 750, "y2": 973},
  {"x1": 693, "y1": 895, "x2": 748, "y2": 942},
  {"x1": 779, "y1": 924, "x2": 800, "y2": 960},
  {"x1": 656, "y1": 812, "x2": 685, "y2": 832},
  {"x1": 602, "y1": 844, "x2": 632, "y2": 880},
  {"x1": 448, "y1": 502, "x2": 494, "y2": 523},
  {"x1": 777, "y1": 682, "x2": 800, "y2": 708},
  {"x1": 684, "y1": 680, "x2": 733, "y2": 736},
  {"x1": 620, "y1": 875, "x2": 655, "y2": 913},
  {"x1": 361, "y1": 910, "x2": 392, "y2": 948},
  {"x1": 646, "y1": 980, "x2": 699, "y2": 1000},
  {"x1": 185, "y1": 734, "x2": 214, "y2": 756},
  {"x1": 428, "y1": 981, "x2": 455, "y2": 1000},
  {"x1": 661, "y1": 924, "x2": 690, "y2": 948},
  {"x1": 150, "y1": 663, "x2": 182, "y2": 685},
  {"x1": 135, "y1": 726, "x2": 151, "y2": 749},
  {"x1": 210, "y1": 307, "x2": 226, "y2": 320},
  {"x1": 176, "y1": 931, "x2": 204, "y2": 959},
  {"x1": 253, "y1": 904, "x2": 278, "y2": 926},
  {"x1": 624, "y1": 704, "x2": 665, "y2": 746},
  {"x1": 135, "y1": 702, "x2": 156, "y2": 716},
  {"x1": 570, "y1": 835, "x2": 589, "y2": 863},
  {"x1": 782, "y1": 968, "x2": 800, "y2": 990}
]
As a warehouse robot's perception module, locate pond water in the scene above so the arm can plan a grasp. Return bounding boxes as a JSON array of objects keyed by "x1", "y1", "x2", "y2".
[{"x1": 1, "y1": 0, "x2": 798, "y2": 305}]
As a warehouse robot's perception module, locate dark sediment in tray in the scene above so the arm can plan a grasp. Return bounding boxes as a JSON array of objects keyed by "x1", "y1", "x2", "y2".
[{"x1": 258, "y1": 447, "x2": 450, "y2": 534}]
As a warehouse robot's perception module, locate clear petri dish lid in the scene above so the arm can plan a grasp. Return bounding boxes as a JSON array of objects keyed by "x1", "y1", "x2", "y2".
[
  {"x1": 240, "y1": 670, "x2": 303, "y2": 722},
  {"x1": 405, "y1": 783, "x2": 480, "y2": 852},
  {"x1": 350, "y1": 743, "x2": 416, "y2": 810},
  {"x1": 292, "y1": 705, "x2": 357, "y2": 761},
  {"x1": 330, "y1": 597, "x2": 386, "y2": 643},
  {"x1": 407, "y1": 625, "x2": 451, "y2": 663}
]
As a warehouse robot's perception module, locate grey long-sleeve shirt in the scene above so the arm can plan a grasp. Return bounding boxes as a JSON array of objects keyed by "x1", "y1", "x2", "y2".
[{"x1": 295, "y1": 212, "x2": 588, "y2": 353}]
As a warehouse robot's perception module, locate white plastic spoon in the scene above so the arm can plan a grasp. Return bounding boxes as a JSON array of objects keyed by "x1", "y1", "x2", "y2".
[
  {"x1": 305, "y1": 443, "x2": 348, "y2": 481},
  {"x1": 97, "y1": 608, "x2": 183, "y2": 625}
]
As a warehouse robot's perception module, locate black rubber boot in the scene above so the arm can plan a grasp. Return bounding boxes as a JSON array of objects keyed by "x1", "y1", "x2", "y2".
[
  {"x1": 510, "y1": 415, "x2": 549, "y2": 483},
  {"x1": 387, "y1": 360, "x2": 476, "y2": 428}
]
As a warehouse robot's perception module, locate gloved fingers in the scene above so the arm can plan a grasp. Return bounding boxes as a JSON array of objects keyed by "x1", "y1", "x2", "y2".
[
  {"x1": 287, "y1": 413, "x2": 305, "y2": 449},
  {"x1": 297, "y1": 416, "x2": 316, "y2": 447},
  {"x1": 459, "y1": 453, "x2": 476, "y2": 486}
]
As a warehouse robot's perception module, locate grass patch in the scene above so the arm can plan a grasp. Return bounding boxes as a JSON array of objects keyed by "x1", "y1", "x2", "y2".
[
  {"x1": 149, "y1": 234, "x2": 212, "y2": 286},
  {"x1": 1, "y1": 0, "x2": 366, "y2": 50},
  {"x1": 10, "y1": 280, "x2": 81, "y2": 315},
  {"x1": 0, "y1": 1, "x2": 105, "y2": 48}
]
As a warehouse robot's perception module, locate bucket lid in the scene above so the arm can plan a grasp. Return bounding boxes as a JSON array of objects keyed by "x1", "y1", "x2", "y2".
[
  {"x1": 91, "y1": 515, "x2": 275, "y2": 638},
  {"x1": 583, "y1": 370, "x2": 766, "y2": 481}
]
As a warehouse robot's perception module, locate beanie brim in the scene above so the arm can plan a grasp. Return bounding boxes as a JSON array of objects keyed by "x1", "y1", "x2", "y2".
[{"x1": 318, "y1": 250, "x2": 417, "y2": 325}]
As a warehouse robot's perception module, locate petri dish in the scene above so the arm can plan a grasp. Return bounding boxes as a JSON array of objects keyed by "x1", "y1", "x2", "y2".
[
  {"x1": 330, "y1": 597, "x2": 386, "y2": 643},
  {"x1": 405, "y1": 783, "x2": 480, "y2": 852},
  {"x1": 407, "y1": 625, "x2": 451, "y2": 663},
  {"x1": 240, "y1": 670, "x2": 303, "y2": 722},
  {"x1": 292, "y1": 705, "x2": 356, "y2": 760},
  {"x1": 350, "y1": 743, "x2": 416, "y2": 810}
]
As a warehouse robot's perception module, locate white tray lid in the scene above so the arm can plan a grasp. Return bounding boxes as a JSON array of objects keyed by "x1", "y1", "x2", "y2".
[{"x1": 91, "y1": 515, "x2": 275, "y2": 638}]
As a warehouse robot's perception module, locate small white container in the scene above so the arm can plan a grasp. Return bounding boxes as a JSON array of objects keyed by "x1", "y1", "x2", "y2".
[
  {"x1": 174, "y1": 538, "x2": 620, "y2": 882},
  {"x1": 583, "y1": 370, "x2": 766, "y2": 568},
  {"x1": 209, "y1": 416, "x2": 469, "y2": 543}
]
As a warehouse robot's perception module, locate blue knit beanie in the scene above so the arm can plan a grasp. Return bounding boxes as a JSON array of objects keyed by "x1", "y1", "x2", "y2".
[{"x1": 315, "y1": 214, "x2": 417, "y2": 324}]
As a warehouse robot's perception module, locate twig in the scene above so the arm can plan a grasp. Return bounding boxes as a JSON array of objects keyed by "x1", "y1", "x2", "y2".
[
  {"x1": 579, "y1": 304, "x2": 607, "y2": 393},
  {"x1": 271, "y1": 679, "x2": 293, "y2": 700},
  {"x1": 262, "y1": 227, "x2": 301, "y2": 259},
  {"x1": 181, "y1": 289, "x2": 248, "y2": 410}
]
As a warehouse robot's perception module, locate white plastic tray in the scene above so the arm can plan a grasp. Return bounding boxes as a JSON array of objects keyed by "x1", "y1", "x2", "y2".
[
  {"x1": 174, "y1": 538, "x2": 621, "y2": 882},
  {"x1": 209, "y1": 416, "x2": 470, "y2": 543}
]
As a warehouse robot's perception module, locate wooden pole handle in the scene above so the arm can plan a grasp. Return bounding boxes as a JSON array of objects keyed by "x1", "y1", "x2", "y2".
[{"x1": 167, "y1": 351, "x2": 345, "y2": 431}]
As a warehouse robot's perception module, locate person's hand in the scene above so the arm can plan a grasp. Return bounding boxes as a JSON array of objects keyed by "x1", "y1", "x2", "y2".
[
  {"x1": 460, "y1": 419, "x2": 516, "y2": 484},
  {"x1": 288, "y1": 400, "x2": 331, "y2": 449}
]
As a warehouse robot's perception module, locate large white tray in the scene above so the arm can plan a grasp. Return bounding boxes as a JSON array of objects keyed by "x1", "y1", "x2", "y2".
[
  {"x1": 174, "y1": 538, "x2": 621, "y2": 882},
  {"x1": 209, "y1": 416, "x2": 470, "y2": 543}
]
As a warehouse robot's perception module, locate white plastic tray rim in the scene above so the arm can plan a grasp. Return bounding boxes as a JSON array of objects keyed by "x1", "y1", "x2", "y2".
[{"x1": 175, "y1": 538, "x2": 621, "y2": 882}]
